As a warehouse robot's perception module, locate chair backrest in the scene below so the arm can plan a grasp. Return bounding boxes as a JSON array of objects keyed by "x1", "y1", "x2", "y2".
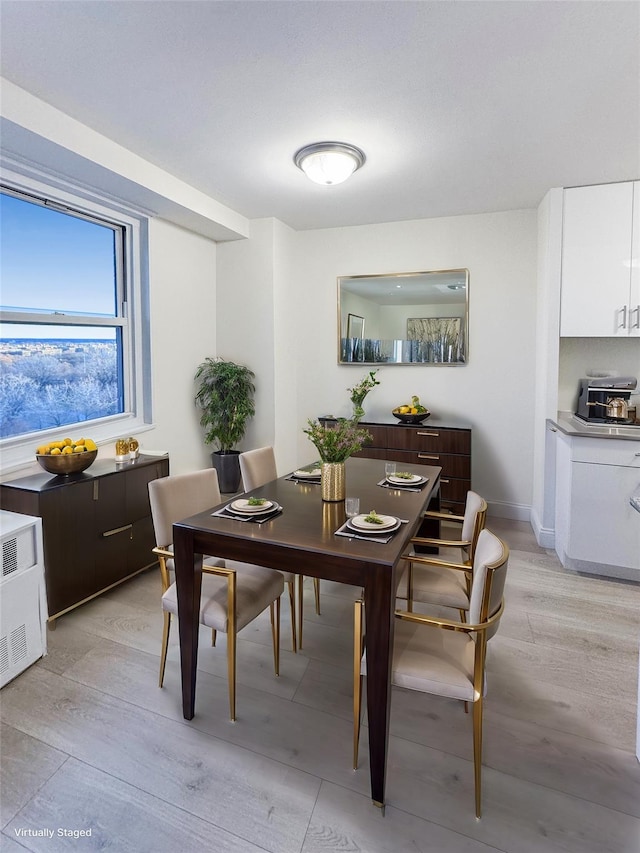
[
  {"x1": 461, "y1": 491, "x2": 488, "y2": 556},
  {"x1": 467, "y1": 529, "x2": 509, "y2": 638},
  {"x1": 148, "y1": 468, "x2": 221, "y2": 547},
  {"x1": 239, "y1": 446, "x2": 277, "y2": 492}
]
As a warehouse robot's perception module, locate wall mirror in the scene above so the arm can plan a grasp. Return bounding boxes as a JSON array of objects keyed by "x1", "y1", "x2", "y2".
[{"x1": 338, "y1": 269, "x2": 469, "y2": 365}]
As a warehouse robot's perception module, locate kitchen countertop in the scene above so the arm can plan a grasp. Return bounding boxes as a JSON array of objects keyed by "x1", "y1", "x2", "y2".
[{"x1": 551, "y1": 412, "x2": 640, "y2": 441}]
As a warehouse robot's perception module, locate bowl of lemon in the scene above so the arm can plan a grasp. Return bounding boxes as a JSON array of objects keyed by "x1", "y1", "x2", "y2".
[
  {"x1": 36, "y1": 438, "x2": 98, "y2": 475},
  {"x1": 392, "y1": 395, "x2": 430, "y2": 424}
]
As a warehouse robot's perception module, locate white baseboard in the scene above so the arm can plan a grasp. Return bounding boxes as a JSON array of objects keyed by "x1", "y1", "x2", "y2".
[
  {"x1": 530, "y1": 507, "x2": 556, "y2": 549},
  {"x1": 486, "y1": 501, "x2": 531, "y2": 523}
]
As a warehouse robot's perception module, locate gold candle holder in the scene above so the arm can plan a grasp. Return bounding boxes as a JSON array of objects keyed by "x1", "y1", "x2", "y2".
[{"x1": 115, "y1": 438, "x2": 129, "y2": 462}]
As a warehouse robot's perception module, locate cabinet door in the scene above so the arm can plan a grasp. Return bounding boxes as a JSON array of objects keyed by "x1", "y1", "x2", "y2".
[
  {"x1": 560, "y1": 182, "x2": 634, "y2": 336},
  {"x1": 568, "y1": 462, "x2": 640, "y2": 571},
  {"x1": 631, "y1": 182, "x2": 640, "y2": 336}
]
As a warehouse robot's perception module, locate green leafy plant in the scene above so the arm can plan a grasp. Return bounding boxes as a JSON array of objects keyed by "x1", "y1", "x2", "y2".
[
  {"x1": 303, "y1": 418, "x2": 372, "y2": 463},
  {"x1": 363, "y1": 510, "x2": 384, "y2": 524},
  {"x1": 194, "y1": 358, "x2": 255, "y2": 452},
  {"x1": 348, "y1": 369, "x2": 380, "y2": 421}
]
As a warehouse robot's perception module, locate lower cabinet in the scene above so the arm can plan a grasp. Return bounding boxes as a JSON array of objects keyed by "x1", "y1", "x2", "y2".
[
  {"x1": 0, "y1": 454, "x2": 170, "y2": 622},
  {"x1": 555, "y1": 434, "x2": 640, "y2": 579}
]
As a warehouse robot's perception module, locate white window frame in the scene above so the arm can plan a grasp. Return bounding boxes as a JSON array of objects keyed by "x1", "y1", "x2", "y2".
[{"x1": 0, "y1": 165, "x2": 152, "y2": 473}]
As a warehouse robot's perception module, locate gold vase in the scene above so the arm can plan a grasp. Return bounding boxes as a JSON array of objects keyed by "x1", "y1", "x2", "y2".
[{"x1": 321, "y1": 462, "x2": 346, "y2": 502}]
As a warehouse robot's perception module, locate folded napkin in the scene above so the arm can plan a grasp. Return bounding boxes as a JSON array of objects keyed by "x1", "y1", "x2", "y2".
[
  {"x1": 285, "y1": 474, "x2": 321, "y2": 485},
  {"x1": 211, "y1": 503, "x2": 283, "y2": 524},
  {"x1": 334, "y1": 518, "x2": 408, "y2": 544},
  {"x1": 377, "y1": 477, "x2": 429, "y2": 493}
]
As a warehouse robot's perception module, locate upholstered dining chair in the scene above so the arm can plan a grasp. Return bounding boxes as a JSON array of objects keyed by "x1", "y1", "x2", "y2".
[
  {"x1": 239, "y1": 446, "x2": 321, "y2": 650},
  {"x1": 148, "y1": 468, "x2": 284, "y2": 721},
  {"x1": 396, "y1": 491, "x2": 488, "y2": 619},
  {"x1": 353, "y1": 528, "x2": 509, "y2": 818}
]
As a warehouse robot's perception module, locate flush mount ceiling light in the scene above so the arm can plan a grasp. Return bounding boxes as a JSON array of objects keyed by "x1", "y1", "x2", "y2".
[{"x1": 294, "y1": 142, "x2": 366, "y2": 186}]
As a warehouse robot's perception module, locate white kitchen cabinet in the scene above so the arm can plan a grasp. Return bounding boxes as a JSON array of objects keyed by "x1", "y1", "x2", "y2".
[
  {"x1": 560, "y1": 181, "x2": 640, "y2": 337},
  {"x1": 555, "y1": 432, "x2": 640, "y2": 580}
]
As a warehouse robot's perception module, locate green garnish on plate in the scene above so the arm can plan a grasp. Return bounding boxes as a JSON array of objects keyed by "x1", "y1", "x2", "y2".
[
  {"x1": 394, "y1": 471, "x2": 415, "y2": 480},
  {"x1": 363, "y1": 510, "x2": 384, "y2": 524},
  {"x1": 247, "y1": 497, "x2": 268, "y2": 506}
]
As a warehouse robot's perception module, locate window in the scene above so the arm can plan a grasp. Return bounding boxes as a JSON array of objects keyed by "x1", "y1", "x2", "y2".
[{"x1": 0, "y1": 173, "x2": 150, "y2": 468}]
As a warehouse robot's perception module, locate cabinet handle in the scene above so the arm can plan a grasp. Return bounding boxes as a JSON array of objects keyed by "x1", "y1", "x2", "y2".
[
  {"x1": 631, "y1": 305, "x2": 640, "y2": 329},
  {"x1": 418, "y1": 453, "x2": 440, "y2": 460},
  {"x1": 549, "y1": 427, "x2": 557, "y2": 432},
  {"x1": 417, "y1": 431, "x2": 439, "y2": 437},
  {"x1": 440, "y1": 478, "x2": 450, "y2": 484},
  {"x1": 102, "y1": 524, "x2": 133, "y2": 538},
  {"x1": 618, "y1": 306, "x2": 628, "y2": 329}
]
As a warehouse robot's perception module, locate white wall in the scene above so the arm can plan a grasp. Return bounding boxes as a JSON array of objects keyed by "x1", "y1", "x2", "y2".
[
  {"x1": 145, "y1": 218, "x2": 218, "y2": 473},
  {"x1": 219, "y1": 210, "x2": 538, "y2": 517},
  {"x1": 216, "y1": 219, "x2": 277, "y2": 458}
]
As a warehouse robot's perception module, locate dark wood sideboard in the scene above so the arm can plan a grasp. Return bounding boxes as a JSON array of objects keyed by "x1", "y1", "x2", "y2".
[
  {"x1": 0, "y1": 454, "x2": 169, "y2": 625},
  {"x1": 321, "y1": 416, "x2": 472, "y2": 515}
]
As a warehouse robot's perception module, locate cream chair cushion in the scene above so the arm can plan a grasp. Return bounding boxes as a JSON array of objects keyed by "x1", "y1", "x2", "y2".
[{"x1": 162, "y1": 561, "x2": 284, "y2": 633}]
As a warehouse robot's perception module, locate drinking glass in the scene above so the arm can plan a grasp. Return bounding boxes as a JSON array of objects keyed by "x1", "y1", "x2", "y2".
[
  {"x1": 345, "y1": 497, "x2": 360, "y2": 517},
  {"x1": 384, "y1": 461, "x2": 396, "y2": 479}
]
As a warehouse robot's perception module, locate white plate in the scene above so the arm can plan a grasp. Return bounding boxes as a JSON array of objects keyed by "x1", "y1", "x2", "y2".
[
  {"x1": 293, "y1": 468, "x2": 322, "y2": 478},
  {"x1": 230, "y1": 499, "x2": 274, "y2": 514},
  {"x1": 387, "y1": 473, "x2": 425, "y2": 485},
  {"x1": 349, "y1": 514, "x2": 400, "y2": 532}
]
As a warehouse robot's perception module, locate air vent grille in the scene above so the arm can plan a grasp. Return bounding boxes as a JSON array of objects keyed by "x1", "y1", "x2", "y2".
[{"x1": 2, "y1": 538, "x2": 18, "y2": 578}]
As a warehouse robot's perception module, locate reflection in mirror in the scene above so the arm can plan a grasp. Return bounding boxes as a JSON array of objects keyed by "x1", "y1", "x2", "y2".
[{"x1": 338, "y1": 269, "x2": 469, "y2": 365}]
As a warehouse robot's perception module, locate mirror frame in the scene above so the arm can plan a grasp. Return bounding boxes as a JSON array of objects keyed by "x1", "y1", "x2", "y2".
[{"x1": 337, "y1": 268, "x2": 469, "y2": 365}]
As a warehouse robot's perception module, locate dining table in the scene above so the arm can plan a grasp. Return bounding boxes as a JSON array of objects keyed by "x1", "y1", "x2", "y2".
[{"x1": 172, "y1": 455, "x2": 442, "y2": 807}]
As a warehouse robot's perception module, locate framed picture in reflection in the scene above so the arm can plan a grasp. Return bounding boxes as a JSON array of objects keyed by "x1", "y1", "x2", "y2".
[{"x1": 347, "y1": 313, "x2": 365, "y2": 339}]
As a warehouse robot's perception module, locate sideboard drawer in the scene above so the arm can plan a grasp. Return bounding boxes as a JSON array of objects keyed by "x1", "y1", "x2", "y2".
[
  {"x1": 379, "y1": 448, "x2": 469, "y2": 479},
  {"x1": 390, "y1": 427, "x2": 471, "y2": 454}
]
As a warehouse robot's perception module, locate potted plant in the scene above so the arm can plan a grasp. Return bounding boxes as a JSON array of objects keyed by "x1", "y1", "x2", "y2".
[
  {"x1": 194, "y1": 357, "x2": 256, "y2": 493},
  {"x1": 303, "y1": 418, "x2": 372, "y2": 500}
]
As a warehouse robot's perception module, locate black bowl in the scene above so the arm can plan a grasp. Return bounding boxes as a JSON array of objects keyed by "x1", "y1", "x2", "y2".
[{"x1": 392, "y1": 411, "x2": 431, "y2": 424}]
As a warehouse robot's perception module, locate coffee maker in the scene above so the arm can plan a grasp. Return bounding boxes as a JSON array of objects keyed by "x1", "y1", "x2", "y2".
[{"x1": 575, "y1": 376, "x2": 637, "y2": 424}]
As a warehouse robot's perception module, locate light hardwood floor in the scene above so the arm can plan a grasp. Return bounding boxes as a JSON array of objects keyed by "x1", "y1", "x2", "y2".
[{"x1": 1, "y1": 518, "x2": 639, "y2": 852}]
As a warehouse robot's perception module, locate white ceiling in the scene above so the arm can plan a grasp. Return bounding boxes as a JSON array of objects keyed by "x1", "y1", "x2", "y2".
[{"x1": 0, "y1": 1, "x2": 638, "y2": 232}]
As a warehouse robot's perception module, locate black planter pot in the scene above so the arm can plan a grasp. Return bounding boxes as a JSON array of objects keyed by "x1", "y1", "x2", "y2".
[{"x1": 211, "y1": 450, "x2": 242, "y2": 494}]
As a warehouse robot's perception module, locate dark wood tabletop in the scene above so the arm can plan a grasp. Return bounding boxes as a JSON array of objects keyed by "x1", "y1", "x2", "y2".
[{"x1": 172, "y1": 455, "x2": 441, "y2": 806}]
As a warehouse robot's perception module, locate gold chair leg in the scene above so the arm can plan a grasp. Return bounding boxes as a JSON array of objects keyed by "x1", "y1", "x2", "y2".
[
  {"x1": 159, "y1": 611, "x2": 171, "y2": 688},
  {"x1": 297, "y1": 575, "x2": 305, "y2": 649},
  {"x1": 270, "y1": 597, "x2": 281, "y2": 676},
  {"x1": 287, "y1": 580, "x2": 297, "y2": 653},
  {"x1": 227, "y1": 627, "x2": 237, "y2": 722},
  {"x1": 472, "y1": 697, "x2": 483, "y2": 818},
  {"x1": 353, "y1": 599, "x2": 364, "y2": 770},
  {"x1": 313, "y1": 577, "x2": 321, "y2": 615}
]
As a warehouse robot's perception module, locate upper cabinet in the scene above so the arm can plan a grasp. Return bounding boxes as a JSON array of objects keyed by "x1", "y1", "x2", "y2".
[{"x1": 560, "y1": 181, "x2": 639, "y2": 337}]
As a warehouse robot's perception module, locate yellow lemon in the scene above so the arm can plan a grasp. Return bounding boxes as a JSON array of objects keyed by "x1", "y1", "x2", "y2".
[
  {"x1": 63, "y1": 437, "x2": 73, "y2": 446},
  {"x1": 50, "y1": 447, "x2": 62, "y2": 456},
  {"x1": 84, "y1": 438, "x2": 97, "y2": 451},
  {"x1": 36, "y1": 444, "x2": 50, "y2": 455},
  {"x1": 75, "y1": 438, "x2": 85, "y2": 445},
  {"x1": 72, "y1": 445, "x2": 86, "y2": 453},
  {"x1": 62, "y1": 445, "x2": 73, "y2": 455}
]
